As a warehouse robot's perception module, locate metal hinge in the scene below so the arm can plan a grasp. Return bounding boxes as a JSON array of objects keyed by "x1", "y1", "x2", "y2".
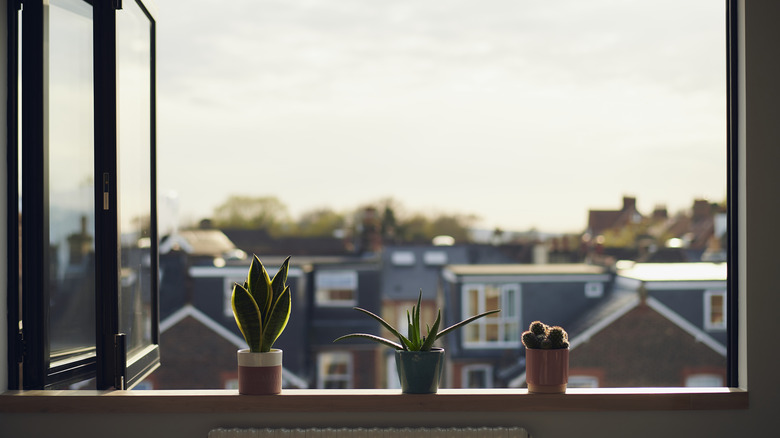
[
  {"x1": 114, "y1": 0, "x2": 123, "y2": 10},
  {"x1": 16, "y1": 326, "x2": 25, "y2": 364},
  {"x1": 114, "y1": 333, "x2": 127, "y2": 389}
]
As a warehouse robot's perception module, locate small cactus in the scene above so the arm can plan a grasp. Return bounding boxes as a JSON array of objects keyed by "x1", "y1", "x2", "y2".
[{"x1": 521, "y1": 321, "x2": 569, "y2": 349}]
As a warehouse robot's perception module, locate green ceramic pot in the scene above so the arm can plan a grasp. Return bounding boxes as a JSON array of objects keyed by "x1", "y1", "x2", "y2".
[{"x1": 395, "y1": 347, "x2": 445, "y2": 394}]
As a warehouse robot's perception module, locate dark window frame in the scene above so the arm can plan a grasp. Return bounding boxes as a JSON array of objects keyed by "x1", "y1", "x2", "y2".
[{"x1": 8, "y1": 0, "x2": 159, "y2": 390}]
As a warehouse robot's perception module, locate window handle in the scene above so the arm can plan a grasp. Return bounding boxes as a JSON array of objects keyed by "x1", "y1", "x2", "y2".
[{"x1": 103, "y1": 173, "x2": 110, "y2": 210}]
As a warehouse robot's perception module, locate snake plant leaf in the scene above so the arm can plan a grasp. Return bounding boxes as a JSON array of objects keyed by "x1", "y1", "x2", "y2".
[
  {"x1": 435, "y1": 309, "x2": 501, "y2": 340},
  {"x1": 333, "y1": 333, "x2": 404, "y2": 351},
  {"x1": 260, "y1": 285, "x2": 291, "y2": 352},
  {"x1": 247, "y1": 255, "x2": 273, "y2": 320},
  {"x1": 420, "y1": 310, "x2": 441, "y2": 351},
  {"x1": 270, "y1": 256, "x2": 291, "y2": 306},
  {"x1": 231, "y1": 283, "x2": 263, "y2": 352}
]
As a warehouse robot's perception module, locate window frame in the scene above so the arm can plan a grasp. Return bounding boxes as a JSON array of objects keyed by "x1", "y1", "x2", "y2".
[
  {"x1": 1, "y1": 0, "x2": 750, "y2": 414},
  {"x1": 314, "y1": 270, "x2": 358, "y2": 307},
  {"x1": 461, "y1": 283, "x2": 521, "y2": 349},
  {"x1": 10, "y1": 0, "x2": 159, "y2": 390},
  {"x1": 704, "y1": 290, "x2": 728, "y2": 331},
  {"x1": 317, "y1": 351, "x2": 353, "y2": 389}
]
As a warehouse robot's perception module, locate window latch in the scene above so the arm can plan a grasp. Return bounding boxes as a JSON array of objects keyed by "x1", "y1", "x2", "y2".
[{"x1": 103, "y1": 173, "x2": 110, "y2": 210}]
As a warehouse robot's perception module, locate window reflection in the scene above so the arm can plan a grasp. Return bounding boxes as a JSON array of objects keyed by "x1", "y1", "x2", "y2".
[
  {"x1": 47, "y1": 0, "x2": 95, "y2": 358},
  {"x1": 117, "y1": 0, "x2": 154, "y2": 357}
]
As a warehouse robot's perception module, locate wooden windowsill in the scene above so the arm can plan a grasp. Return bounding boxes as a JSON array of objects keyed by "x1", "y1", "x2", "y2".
[{"x1": 0, "y1": 387, "x2": 748, "y2": 413}]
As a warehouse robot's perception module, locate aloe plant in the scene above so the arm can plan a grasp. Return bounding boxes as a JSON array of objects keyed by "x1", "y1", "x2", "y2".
[
  {"x1": 334, "y1": 290, "x2": 500, "y2": 351},
  {"x1": 231, "y1": 255, "x2": 292, "y2": 353}
]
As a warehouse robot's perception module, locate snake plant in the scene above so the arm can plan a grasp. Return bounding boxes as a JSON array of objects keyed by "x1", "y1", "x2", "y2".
[
  {"x1": 231, "y1": 255, "x2": 292, "y2": 353},
  {"x1": 334, "y1": 290, "x2": 500, "y2": 351}
]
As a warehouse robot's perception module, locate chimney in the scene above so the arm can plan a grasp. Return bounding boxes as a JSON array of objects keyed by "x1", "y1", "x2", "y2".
[
  {"x1": 692, "y1": 200, "x2": 711, "y2": 222},
  {"x1": 359, "y1": 207, "x2": 382, "y2": 254},
  {"x1": 622, "y1": 196, "x2": 637, "y2": 212}
]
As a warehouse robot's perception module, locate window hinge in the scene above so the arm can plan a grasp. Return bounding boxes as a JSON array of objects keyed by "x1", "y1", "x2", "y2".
[
  {"x1": 114, "y1": 333, "x2": 127, "y2": 389},
  {"x1": 16, "y1": 329, "x2": 25, "y2": 364},
  {"x1": 16, "y1": 0, "x2": 22, "y2": 11},
  {"x1": 114, "y1": 0, "x2": 123, "y2": 10}
]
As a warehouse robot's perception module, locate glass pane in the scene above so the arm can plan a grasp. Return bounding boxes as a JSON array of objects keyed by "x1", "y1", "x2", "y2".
[
  {"x1": 46, "y1": 0, "x2": 95, "y2": 358},
  {"x1": 467, "y1": 287, "x2": 479, "y2": 314},
  {"x1": 117, "y1": 0, "x2": 154, "y2": 356}
]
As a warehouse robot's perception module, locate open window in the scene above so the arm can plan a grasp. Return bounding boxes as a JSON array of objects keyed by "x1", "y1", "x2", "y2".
[{"x1": 10, "y1": 0, "x2": 158, "y2": 390}]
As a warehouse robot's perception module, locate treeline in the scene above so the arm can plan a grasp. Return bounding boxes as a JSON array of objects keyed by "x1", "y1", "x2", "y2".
[{"x1": 201, "y1": 195, "x2": 480, "y2": 244}]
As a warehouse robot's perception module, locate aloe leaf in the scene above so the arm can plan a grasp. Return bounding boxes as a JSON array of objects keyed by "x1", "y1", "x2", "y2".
[
  {"x1": 420, "y1": 310, "x2": 441, "y2": 351},
  {"x1": 435, "y1": 309, "x2": 501, "y2": 340},
  {"x1": 261, "y1": 285, "x2": 291, "y2": 352},
  {"x1": 352, "y1": 307, "x2": 408, "y2": 347},
  {"x1": 231, "y1": 283, "x2": 263, "y2": 352},
  {"x1": 333, "y1": 333, "x2": 404, "y2": 350},
  {"x1": 247, "y1": 255, "x2": 273, "y2": 321}
]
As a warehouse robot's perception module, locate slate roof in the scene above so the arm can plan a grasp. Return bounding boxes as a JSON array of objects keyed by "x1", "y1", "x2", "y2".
[{"x1": 221, "y1": 228, "x2": 353, "y2": 257}]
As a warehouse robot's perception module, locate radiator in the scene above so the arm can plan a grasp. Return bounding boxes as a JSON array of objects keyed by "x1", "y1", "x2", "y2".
[{"x1": 209, "y1": 427, "x2": 529, "y2": 437}]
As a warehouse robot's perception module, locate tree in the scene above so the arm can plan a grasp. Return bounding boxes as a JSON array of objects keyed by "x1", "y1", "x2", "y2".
[
  {"x1": 211, "y1": 195, "x2": 290, "y2": 234},
  {"x1": 295, "y1": 208, "x2": 346, "y2": 237}
]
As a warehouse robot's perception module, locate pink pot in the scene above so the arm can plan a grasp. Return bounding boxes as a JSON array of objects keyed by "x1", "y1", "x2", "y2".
[
  {"x1": 525, "y1": 348, "x2": 569, "y2": 394},
  {"x1": 237, "y1": 349, "x2": 282, "y2": 395}
]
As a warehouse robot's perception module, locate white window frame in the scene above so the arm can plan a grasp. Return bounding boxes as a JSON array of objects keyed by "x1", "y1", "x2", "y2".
[
  {"x1": 461, "y1": 283, "x2": 521, "y2": 349},
  {"x1": 704, "y1": 290, "x2": 727, "y2": 331},
  {"x1": 317, "y1": 352, "x2": 353, "y2": 389},
  {"x1": 315, "y1": 270, "x2": 358, "y2": 307}
]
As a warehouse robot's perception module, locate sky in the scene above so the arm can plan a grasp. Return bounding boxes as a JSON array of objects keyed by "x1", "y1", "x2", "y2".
[{"x1": 155, "y1": 0, "x2": 726, "y2": 235}]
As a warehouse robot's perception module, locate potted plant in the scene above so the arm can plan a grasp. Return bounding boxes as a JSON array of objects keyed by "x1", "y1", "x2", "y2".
[
  {"x1": 231, "y1": 255, "x2": 292, "y2": 395},
  {"x1": 334, "y1": 290, "x2": 499, "y2": 394},
  {"x1": 521, "y1": 321, "x2": 569, "y2": 394}
]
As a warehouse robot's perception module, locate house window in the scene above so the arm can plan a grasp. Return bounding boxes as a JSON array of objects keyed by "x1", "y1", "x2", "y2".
[
  {"x1": 462, "y1": 284, "x2": 520, "y2": 348},
  {"x1": 462, "y1": 364, "x2": 494, "y2": 388},
  {"x1": 704, "y1": 290, "x2": 727, "y2": 331},
  {"x1": 391, "y1": 251, "x2": 416, "y2": 266},
  {"x1": 585, "y1": 282, "x2": 604, "y2": 298},
  {"x1": 315, "y1": 271, "x2": 358, "y2": 306},
  {"x1": 423, "y1": 251, "x2": 448, "y2": 266},
  {"x1": 317, "y1": 352, "x2": 353, "y2": 389}
]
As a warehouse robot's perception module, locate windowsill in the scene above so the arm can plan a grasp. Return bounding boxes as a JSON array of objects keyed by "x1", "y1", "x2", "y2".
[{"x1": 0, "y1": 387, "x2": 748, "y2": 413}]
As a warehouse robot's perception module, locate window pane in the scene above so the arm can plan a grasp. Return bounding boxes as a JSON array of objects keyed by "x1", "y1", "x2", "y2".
[
  {"x1": 47, "y1": 0, "x2": 95, "y2": 358},
  {"x1": 117, "y1": 0, "x2": 154, "y2": 357}
]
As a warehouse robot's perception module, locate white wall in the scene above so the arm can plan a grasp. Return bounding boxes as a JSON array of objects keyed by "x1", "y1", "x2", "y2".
[{"x1": 2, "y1": 0, "x2": 780, "y2": 436}]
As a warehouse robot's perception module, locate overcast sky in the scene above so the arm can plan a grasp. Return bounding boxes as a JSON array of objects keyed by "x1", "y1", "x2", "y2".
[{"x1": 155, "y1": 0, "x2": 726, "y2": 234}]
